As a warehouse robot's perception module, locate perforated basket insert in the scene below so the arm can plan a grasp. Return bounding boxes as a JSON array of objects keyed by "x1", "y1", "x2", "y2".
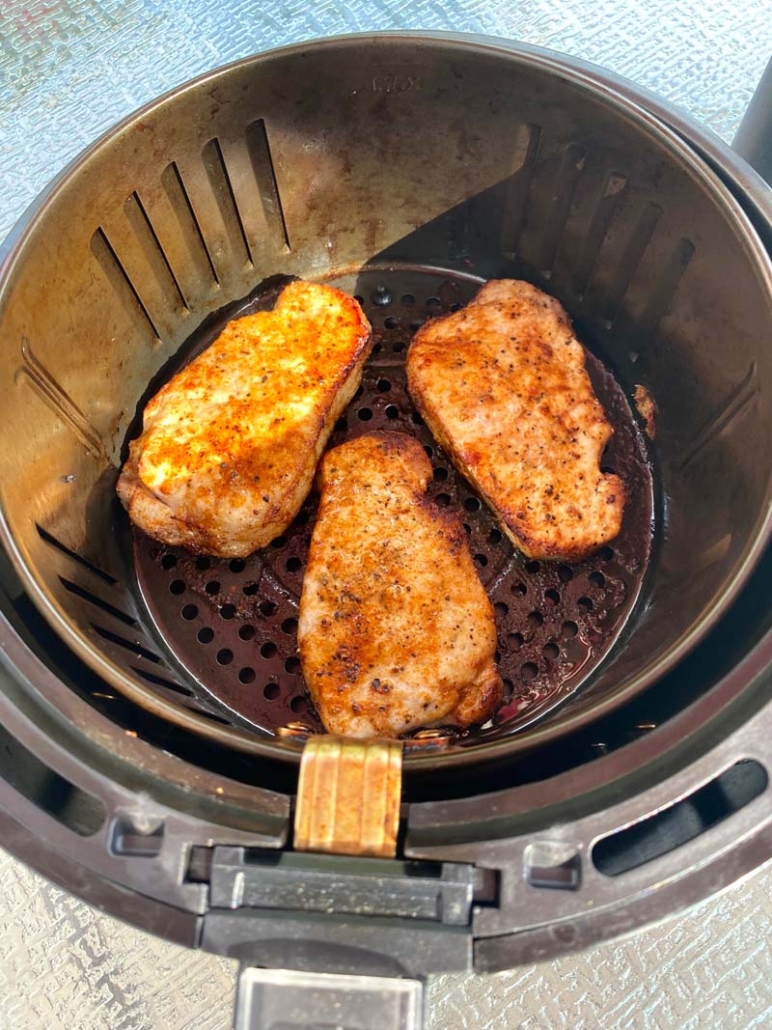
[{"x1": 131, "y1": 269, "x2": 653, "y2": 746}]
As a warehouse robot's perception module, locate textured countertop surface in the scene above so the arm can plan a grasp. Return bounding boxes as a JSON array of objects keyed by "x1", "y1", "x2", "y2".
[{"x1": 3, "y1": 1, "x2": 772, "y2": 1028}]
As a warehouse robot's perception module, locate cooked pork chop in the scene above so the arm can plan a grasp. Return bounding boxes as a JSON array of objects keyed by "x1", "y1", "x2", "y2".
[
  {"x1": 407, "y1": 279, "x2": 625, "y2": 560},
  {"x1": 117, "y1": 281, "x2": 371, "y2": 558},
  {"x1": 298, "y1": 432, "x2": 502, "y2": 739}
]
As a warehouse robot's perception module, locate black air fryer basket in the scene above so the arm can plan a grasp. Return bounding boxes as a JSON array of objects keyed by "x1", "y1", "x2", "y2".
[{"x1": 2, "y1": 34, "x2": 772, "y2": 1029}]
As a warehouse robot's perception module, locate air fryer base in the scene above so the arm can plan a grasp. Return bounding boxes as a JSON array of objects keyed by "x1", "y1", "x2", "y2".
[
  {"x1": 2, "y1": 523, "x2": 772, "y2": 976},
  {"x1": 3, "y1": 35, "x2": 772, "y2": 1029}
]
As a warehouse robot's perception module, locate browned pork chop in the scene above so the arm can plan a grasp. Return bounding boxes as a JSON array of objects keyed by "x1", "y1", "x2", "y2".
[
  {"x1": 298, "y1": 432, "x2": 502, "y2": 738},
  {"x1": 117, "y1": 281, "x2": 371, "y2": 558},
  {"x1": 406, "y1": 279, "x2": 625, "y2": 560}
]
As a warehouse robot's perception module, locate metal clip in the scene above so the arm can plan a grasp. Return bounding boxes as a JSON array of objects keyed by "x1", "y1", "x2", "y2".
[
  {"x1": 277, "y1": 721, "x2": 314, "y2": 741},
  {"x1": 403, "y1": 728, "x2": 454, "y2": 750},
  {"x1": 294, "y1": 736, "x2": 402, "y2": 857}
]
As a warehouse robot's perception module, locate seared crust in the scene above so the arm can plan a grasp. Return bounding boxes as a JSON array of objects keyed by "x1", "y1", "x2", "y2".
[
  {"x1": 117, "y1": 281, "x2": 372, "y2": 558},
  {"x1": 298, "y1": 431, "x2": 502, "y2": 739},
  {"x1": 406, "y1": 280, "x2": 625, "y2": 560}
]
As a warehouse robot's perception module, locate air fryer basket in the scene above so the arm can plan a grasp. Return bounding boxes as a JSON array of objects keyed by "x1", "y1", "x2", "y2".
[{"x1": 1, "y1": 36, "x2": 772, "y2": 774}]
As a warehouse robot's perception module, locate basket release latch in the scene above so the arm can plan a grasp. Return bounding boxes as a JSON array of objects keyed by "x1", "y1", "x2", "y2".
[{"x1": 294, "y1": 735, "x2": 402, "y2": 857}]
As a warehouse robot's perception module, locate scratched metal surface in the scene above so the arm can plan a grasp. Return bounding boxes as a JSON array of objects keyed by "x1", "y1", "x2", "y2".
[{"x1": 3, "y1": 1, "x2": 772, "y2": 1028}]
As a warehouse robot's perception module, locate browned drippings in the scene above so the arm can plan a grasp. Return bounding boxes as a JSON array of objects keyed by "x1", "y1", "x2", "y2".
[{"x1": 133, "y1": 270, "x2": 653, "y2": 748}]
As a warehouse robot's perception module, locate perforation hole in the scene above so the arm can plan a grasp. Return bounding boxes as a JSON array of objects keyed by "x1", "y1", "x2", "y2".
[
  {"x1": 239, "y1": 624, "x2": 255, "y2": 641},
  {"x1": 401, "y1": 293, "x2": 415, "y2": 305},
  {"x1": 590, "y1": 571, "x2": 607, "y2": 588},
  {"x1": 285, "y1": 557, "x2": 302, "y2": 573},
  {"x1": 426, "y1": 296, "x2": 442, "y2": 312},
  {"x1": 494, "y1": 602, "x2": 509, "y2": 618},
  {"x1": 528, "y1": 611, "x2": 544, "y2": 628},
  {"x1": 385, "y1": 405, "x2": 399, "y2": 419},
  {"x1": 357, "y1": 408, "x2": 373, "y2": 422},
  {"x1": 392, "y1": 340, "x2": 406, "y2": 353},
  {"x1": 545, "y1": 588, "x2": 560, "y2": 606},
  {"x1": 435, "y1": 493, "x2": 451, "y2": 507},
  {"x1": 216, "y1": 649, "x2": 233, "y2": 666},
  {"x1": 219, "y1": 603, "x2": 236, "y2": 620},
  {"x1": 409, "y1": 319, "x2": 424, "y2": 330},
  {"x1": 197, "y1": 627, "x2": 214, "y2": 644},
  {"x1": 264, "y1": 682, "x2": 280, "y2": 700},
  {"x1": 508, "y1": 632, "x2": 524, "y2": 650},
  {"x1": 282, "y1": 617, "x2": 298, "y2": 634},
  {"x1": 512, "y1": 582, "x2": 527, "y2": 596},
  {"x1": 463, "y1": 523, "x2": 472, "y2": 535},
  {"x1": 259, "y1": 600, "x2": 277, "y2": 616},
  {"x1": 384, "y1": 316, "x2": 398, "y2": 329},
  {"x1": 205, "y1": 581, "x2": 220, "y2": 595},
  {"x1": 160, "y1": 554, "x2": 177, "y2": 570},
  {"x1": 423, "y1": 445, "x2": 434, "y2": 458},
  {"x1": 433, "y1": 467, "x2": 448, "y2": 481},
  {"x1": 270, "y1": 536, "x2": 287, "y2": 549},
  {"x1": 377, "y1": 378, "x2": 392, "y2": 393},
  {"x1": 543, "y1": 642, "x2": 560, "y2": 660},
  {"x1": 243, "y1": 582, "x2": 260, "y2": 596},
  {"x1": 229, "y1": 559, "x2": 245, "y2": 573},
  {"x1": 195, "y1": 557, "x2": 211, "y2": 571},
  {"x1": 562, "y1": 621, "x2": 579, "y2": 638},
  {"x1": 285, "y1": 656, "x2": 301, "y2": 674},
  {"x1": 558, "y1": 565, "x2": 573, "y2": 583},
  {"x1": 522, "y1": 662, "x2": 538, "y2": 682},
  {"x1": 599, "y1": 547, "x2": 614, "y2": 562},
  {"x1": 464, "y1": 497, "x2": 481, "y2": 513},
  {"x1": 290, "y1": 696, "x2": 309, "y2": 714},
  {"x1": 525, "y1": 560, "x2": 541, "y2": 574},
  {"x1": 238, "y1": 667, "x2": 256, "y2": 684},
  {"x1": 260, "y1": 641, "x2": 277, "y2": 659},
  {"x1": 578, "y1": 596, "x2": 594, "y2": 612},
  {"x1": 488, "y1": 528, "x2": 502, "y2": 544},
  {"x1": 474, "y1": 554, "x2": 488, "y2": 567},
  {"x1": 181, "y1": 604, "x2": 198, "y2": 621},
  {"x1": 169, "y1": 580, "x2": 185, "y2": 595}
]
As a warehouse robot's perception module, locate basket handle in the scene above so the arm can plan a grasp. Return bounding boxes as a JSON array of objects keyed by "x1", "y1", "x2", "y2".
[
  {"x1": 734, "y1": 55, "x2": 772, "y2": 185},
  {"x1": 233, "y1": 967, "x2": 424, "y2": 1030}
]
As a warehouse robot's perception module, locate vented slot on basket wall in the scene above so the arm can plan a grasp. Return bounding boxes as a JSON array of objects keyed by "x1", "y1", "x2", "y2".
[
  {"x1": 592, "y1": 760, "x2": 768, "y2": 876},
  {"x1": 0, "y1": 723, "x2": 105, "y2": 836}
]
